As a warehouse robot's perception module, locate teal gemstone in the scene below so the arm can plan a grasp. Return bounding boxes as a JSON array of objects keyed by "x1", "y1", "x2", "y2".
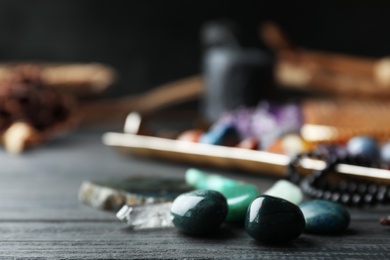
[
  {"x1": 199, "y1": 124, "x2": 239, "y2": 146},
  {"x1": 245, "y1": 195, "x2": 305, "y2": 243},
  {"x1": 170, "y1": 190, "x2": 228, "y2": 235},
  {"x1": 185, "y1": 168, "x2": 259, "y2": 222},
  {"x1": 185, "y1": 168, "x2": 238, "y2": 190},
  {"x1": 299, "y1": 200, "x2": 350, "y2": 234}
]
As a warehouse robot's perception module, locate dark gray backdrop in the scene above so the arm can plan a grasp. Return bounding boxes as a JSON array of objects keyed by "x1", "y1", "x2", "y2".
[{"x1": 0, "y1": 1, "x2": 389, "y2": 97}]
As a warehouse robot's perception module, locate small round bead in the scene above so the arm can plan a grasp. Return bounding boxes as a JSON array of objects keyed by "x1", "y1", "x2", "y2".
[
  {"x1": 352, "y1": 194, "x2": 363, "y2": 206},
  {"x1": 367, "y1": 184, "x2": 378, "y2": 194},
  {"x1": 340, "y1": 193, "x2": 351, "y2": 205},
  {"x1": 314, "y1": 189, "x2": 324, "y2": 199},
  {"x1": 364, "y1": 194, "x2": 375, "y2": 205},
  {"x1": 376, "y1": 192, "x2": 387, "y2": 204},
  {"x1": 338, "y1": 181, "x2": 349, "y2": 193},
  {"x1": 328, "y1": 182, "x2": 339, "y2": 192},
  {"x1": 331, "y1": 192, "x2": 341, "y2": 202},
  {"x1": 347, "y1": 182, "x2": 358, "y2": 193},
  {"x1": 346, "y1": 136, "x2": 379, "y2": 161},
  {"x1": 323, "y1": 191, "x2": 333, "y2": 200},
  {"x1": 380, "y1": 141, "x2": 390, "y2": 163},
  {"x1": 357, "y1": 183, "x2": 367, "y2": 195},
  {"x1": 288, "y1": 173, "x2": 301, "y2": 185}
]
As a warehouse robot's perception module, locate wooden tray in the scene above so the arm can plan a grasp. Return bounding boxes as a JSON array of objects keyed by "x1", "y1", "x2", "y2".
[{"x1": 102, "y1": 132, "x2": 390, "y2": 183}]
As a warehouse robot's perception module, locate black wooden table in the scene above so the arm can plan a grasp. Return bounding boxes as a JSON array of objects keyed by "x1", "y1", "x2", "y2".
[{"x1": 2, "y1": 126, "x2": 390, "y2": 259}]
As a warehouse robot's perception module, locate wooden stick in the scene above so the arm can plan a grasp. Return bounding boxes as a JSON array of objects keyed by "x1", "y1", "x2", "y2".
[
  {"x1": 275, "y1": 60, "x2": 390, "y2": 98},
  {"x1": 40, "y1": 63, "x2": 116, "y2": 96},
  {"x1": 0, "y1": 62, "x2": 116, "y2": 97},
  {"x1": 261, "y1": 22, "x2": 390, "y2": 89},
  {"x1": 279, "y1": 50, "x2": 377, "y2": 79},
  {"x1": 78, "y1": 75, "x2": 203, "y2": 125}
]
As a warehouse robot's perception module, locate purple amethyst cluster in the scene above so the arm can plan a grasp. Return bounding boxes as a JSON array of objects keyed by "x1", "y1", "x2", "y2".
[{"x1": 211, "y1": 101, "x2": 303, "y2": 149}]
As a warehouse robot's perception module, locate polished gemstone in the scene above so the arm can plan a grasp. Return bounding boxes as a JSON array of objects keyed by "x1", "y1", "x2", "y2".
[
  {"x1": 380, "y1": 141, "x2": 390, "y2": 163},
  {"x1": 223, "y1": 183, "x2": 259, "y2": 222},
  {"x1": 199, "y1": 123, "x2": 239, "y2": 146},
  {"x1": 346, "y1": 135, "x2": 379, "y2": 160},
  {"x1": 177, "y1": 129, "x2": 204, "y2": 142},
  {"x1": 299, "y1": 200, "x2": 350, "y2": 234},
  {"x1": 245, "y1": 195, "x2": 305, "y2": 243},
  {"x1": 185, "y1": 168, "x2": 259, "y2": 222},
  {"x1": 170, "y1": 190, "x2": 228, "y2": 235},
  {"x1": 236, "y1": 137, "x2": 259, "y2": 150},
  {"x1": 264, "y1": 180, "x2": 304, "y2": 205},
  {"x1": 185, "y1": 168, "x2": 238, "y2": 191},
  {"x1": 267, "y1": 134, "x2": 311, "y2": 156}
]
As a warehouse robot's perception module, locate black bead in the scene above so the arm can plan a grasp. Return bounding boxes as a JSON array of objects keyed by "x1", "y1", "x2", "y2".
[
  {"x1": 357, "y1": 183, "x2": 367, "y2": 194},
  {"x1": 364, "y1": 194, "x2": 375, "y2": 205},
  {"x1": 352, "y1": 194, "x2": 363, "y2": 206},
  {"x1": 338, "y1": 181, "x2": 349, "y2": 193},
  {"x1": 289, "y1": 152, "x2": 390, "y2": 207},
  {"x1": 377, "y1": 185, "x2": 388, "y2": 194},
  {"x1": 367, "y1": 184, "x2": 378, "y2": 194},
  {"x1": 331, "y1": 192, "x2": 341, "y2": 202},
  {"x1": 377, "y1": 191, "x2": 389, "y2": 204},
  {"x1": 323, "y1": 191, "x2": 333, "y2": 200},
  {"x1": 340, "y1": 193, "x2": 351, "y2": 205},
  {"x1": 314, "y1": 189, "x2": 324, "y2": 199},
  {"x1": 288, "y1": 174, "x2": 301, "y2": 184},
  {"x1": 347, "y1": 182, "x2": 358, "y2": 193}
]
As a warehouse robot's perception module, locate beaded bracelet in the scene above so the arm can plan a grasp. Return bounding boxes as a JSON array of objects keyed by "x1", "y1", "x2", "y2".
[{"x1": 287, "y1": 152, "x2": 390, "y2": 206}]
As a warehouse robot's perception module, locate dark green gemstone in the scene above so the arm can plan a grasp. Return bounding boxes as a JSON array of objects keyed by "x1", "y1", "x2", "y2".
[
  {"x1": 299, "y1": 200, "x2": 350, "y2": 234},
  {"x1": 170, "y1": 190, "x2": 228, "y2": 235},
  {"x1": 185, "y1": 168, "x2": 259, "y2": 222},
  {"x1": 245, "y1": 195, "x2": 305, "y2": 243}
]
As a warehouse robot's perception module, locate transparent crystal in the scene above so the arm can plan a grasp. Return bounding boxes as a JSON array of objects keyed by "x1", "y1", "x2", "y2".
[{"x1": 116, "y1": 202, "x2": 174, "y2": 230}]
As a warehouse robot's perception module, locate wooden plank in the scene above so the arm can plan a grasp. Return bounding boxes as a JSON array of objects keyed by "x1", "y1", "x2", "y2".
[
  {"x1": 0, "y1": 127, "x2": 277, "y2": 221},
  {"x1": 1, "y1": 127, "x2": 390, "y2": 258},
  {"x1": 0, "y1": 221, "x2": 389, "y2": 259}
]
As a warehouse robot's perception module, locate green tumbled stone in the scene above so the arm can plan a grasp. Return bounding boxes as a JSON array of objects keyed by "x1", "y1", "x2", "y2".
[
  {"x1": 264, "y1": 180, "x2": 304, "y2": 205},
  {"x1": 170, "y1": 190, "x2": 228, "y2": 235},
  {"x1": 245, "y1": 195, "x2": 305, "y2": 243},
  {"x1": 299, "y1": 200, "x2": 350, "y2": 234},
  {"x1": 185, "y1": 168, "x2": 238, "y2": 190},
  {"x1": 223, "y1": 184, "x2": 259, "y2": 222},
  {"x1": 185, "y1": 168, "x2": 259, "y2": 222}
]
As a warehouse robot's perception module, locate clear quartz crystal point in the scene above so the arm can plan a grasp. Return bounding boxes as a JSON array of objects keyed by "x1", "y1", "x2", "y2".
[{"x1": 116, "y1": 202, "x2": 174, "y2": 230}]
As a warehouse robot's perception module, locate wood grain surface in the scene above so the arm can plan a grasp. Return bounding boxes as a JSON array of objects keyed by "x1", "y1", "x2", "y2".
[{"x1": 1, "y1": 126, "x2": 390, "y2": 259}]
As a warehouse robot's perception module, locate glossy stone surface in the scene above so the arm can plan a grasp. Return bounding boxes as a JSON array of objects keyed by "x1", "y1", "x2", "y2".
[
  {"x1": 245, "y1": 195, "x2": 305, "y2": 243},
  {"x1": 185, "y1": 168, "x2": 259, "y2": 222},
  {"x1": 177, "y1": 129, "x2": 204, "y2": 143},
  {"x1": 380, "y1": 141, "x2": 390, "y2": 163},
  {"x1": 223, "y1": 183, "x2": 259, "y2": 222},
  {"x1": 199, "y1": 123, "x2": 239, "y2": 146},
  {"x1": 185, "y1": 168, "x2": 238, "y2": 191},
  {"x1": 299, "y1": 200, "x2": 350, "y2": 234},
  {"x1": 170, "y1": 190, "x2": 228, "y2": 235},
  {"x1": 264, "y1": 180, "x2": 304, "y2": 205},
  {"x1": 236, "y1": 137, "x2": 259, "y2": 150},
  {"x1": 346, "y1": 136, "x2": 379, "y2": 160}
]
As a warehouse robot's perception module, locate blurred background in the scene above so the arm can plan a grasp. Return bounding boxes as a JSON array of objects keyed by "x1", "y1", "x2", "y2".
[{"x1": 1, "y1": 0, "x2": 390, "y2": 98}]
